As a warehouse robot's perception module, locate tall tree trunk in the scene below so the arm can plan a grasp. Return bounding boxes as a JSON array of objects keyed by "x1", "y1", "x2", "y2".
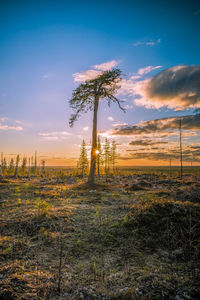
[{"x1": 88, "y1": 96, "x2": 99, "y2": 184}]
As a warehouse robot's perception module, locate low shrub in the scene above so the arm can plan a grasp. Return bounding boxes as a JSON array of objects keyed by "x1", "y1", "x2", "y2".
[
  {"x1": 35, "y1": 197, "x2": 50, "y2": 216},
  {"x1": 123, "y1": 198, "x2": 200, "y2": 260}
]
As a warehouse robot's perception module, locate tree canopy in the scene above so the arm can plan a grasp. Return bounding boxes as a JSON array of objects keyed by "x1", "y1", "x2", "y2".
[{"x1": 69, "y1": 68, "x2": 124, "y2": 127}]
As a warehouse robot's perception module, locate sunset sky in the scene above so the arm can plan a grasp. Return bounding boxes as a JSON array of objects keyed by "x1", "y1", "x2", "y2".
[{"x1": 1, "y1": 0, "x2": 200, "y2": 166}]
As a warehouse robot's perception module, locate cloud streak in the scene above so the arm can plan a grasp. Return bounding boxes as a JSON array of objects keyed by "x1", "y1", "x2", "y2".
[
  {"x1": 39, "y1": 131, "x2": 71, "y2": 141},
  {"x1": 0, "y1": 124, "x2": 23, "y2": 131},
  {"x1": 137, "y1": 65, "x2": 162, "y2": 75},
  {"x1": 110, "y1": 114, "x2": 200, "y2": 137},
  {"x1": 118, "y1": 143, "x2": 200, "y2": 163},
  {"x1": 0, "y1": 117, "x2": 23, "y2": 131},
  {"x1": 129, "y1": 139, "x2": 168, "y2": 146},
  {"x1": 133, "y1": 38, "x2": 161, "y2": 47}
]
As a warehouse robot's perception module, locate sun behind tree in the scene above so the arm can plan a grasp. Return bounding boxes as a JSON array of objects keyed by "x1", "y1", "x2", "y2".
[{"x1": 69, "y1": 68, "x2": 125, "y2": 185}]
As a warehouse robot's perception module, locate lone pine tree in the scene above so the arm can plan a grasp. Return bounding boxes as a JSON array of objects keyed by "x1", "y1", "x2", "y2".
[{"x1": 69, "y1": 68, "x2": 124, "y2": 184}]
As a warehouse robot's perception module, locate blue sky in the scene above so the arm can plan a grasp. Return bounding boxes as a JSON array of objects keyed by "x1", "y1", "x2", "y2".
[{"x1": 0, "y1": 0, "x2": 200, "y2": 165}]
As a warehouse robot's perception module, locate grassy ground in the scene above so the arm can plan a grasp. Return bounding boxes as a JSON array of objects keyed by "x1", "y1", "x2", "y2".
[{"x1": 0, "y1": 171, "x2": 200, "y2": 299}]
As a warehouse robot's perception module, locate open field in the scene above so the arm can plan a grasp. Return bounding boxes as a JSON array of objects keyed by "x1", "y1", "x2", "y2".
[
  {"x1": 1, "y1": 168, "x2": 200, "y2": 299},
  {"x1": 34, "y1": 166, "x2": 200, "y2": 179}
]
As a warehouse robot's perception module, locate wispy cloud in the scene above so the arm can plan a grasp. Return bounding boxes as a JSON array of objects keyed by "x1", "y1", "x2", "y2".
[
  {"x1": 129, "y1": 139, "x2": 168, "y2": 146},
  {"x1": 93, "y1": 60, "x2": 119, "y2": 71},
  {"x1": 39, "y1": 131, "x2": 71, "y2": 140},
  {"x1": 73, "y1": 60, "x2": 119, "y2": 82},
  {"x1": 0, "y1": 117, "x2": 23, "y2": 131},
  {"x1": 42, "y1": 72, "x2": 53, "y2": 79},
  {"x1": 83, "y1": 126, "x2": 89, "y2": 131},
  {"x1": 107, "y1": 116, "x2": 114, "y2": 121},
  {"x1": 124, "y1": 104, "x2": 134, "y2": 110},
  {"x1": 0, "y1": 117, "x2": 8, "y2": 122},
  {"x1": 112, "y1": 122, "x2": 128, "y2": 127},
  {"x1": 138, "y1": 65, "x2": 162, "y2": 75},
  {"x1": 73, "y1": 69, "x2": 101, "y2": 82},
  {"x1": 133, "y1": 38, "x2": 161, "y2": 47},
  {"x1": 15, "y1": 120, "x2": 24, "y2": 125},
  {"x1": 0, "y1": 124, "x2": 23, "y2": 131}
]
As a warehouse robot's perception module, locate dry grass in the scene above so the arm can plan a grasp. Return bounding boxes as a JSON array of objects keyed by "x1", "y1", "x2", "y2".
[{"x1": 0, "y1": 172, "x2": 200, "y2": 299}]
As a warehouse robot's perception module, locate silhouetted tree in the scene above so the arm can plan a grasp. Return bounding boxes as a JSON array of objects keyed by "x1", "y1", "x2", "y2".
[
  {"x1": 96, "y1": 135, "x2": 103, "y2": 177},
  {"x1": 14, "y1": 155, "x2": 20, "y2": 177},
  {"x1": 34, "y1": 151, "x2": 37, "y2": 175},
  {"x1": 31, "y1": 156, "x2": 34, "y2": 175},
  {"x1": 41, "y1": 160, "x2": 46, "y2": 175},
  {"x1": 2, "y1": 157, "x2": 7, "y2": 176},
  {"x1": 77, "y1": 140, "x2": 88, "y2": 177},
  {"x1": 69, "y1": 69, "x2": 124, "y2": 184},
  {"x1": 104, "y1": 138, "x2": 111, "y2": 176},
  {"x1": 21, "y1": 157, "x2": 27, "y2": 176},
  {"x1": 0, "y1": 152, "x2": 3, "y2": 176},
  {"x1": 110, "y1": 140, "x2": 117, "y2": 173},
  {"x1": 8, "y1": 158, "x2": 15, "y2": 176}
]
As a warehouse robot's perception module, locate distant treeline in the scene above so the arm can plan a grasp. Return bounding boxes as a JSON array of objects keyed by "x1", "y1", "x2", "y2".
[{"x1": 0, "y1": 151, "x2": 45, "y2": 177}]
